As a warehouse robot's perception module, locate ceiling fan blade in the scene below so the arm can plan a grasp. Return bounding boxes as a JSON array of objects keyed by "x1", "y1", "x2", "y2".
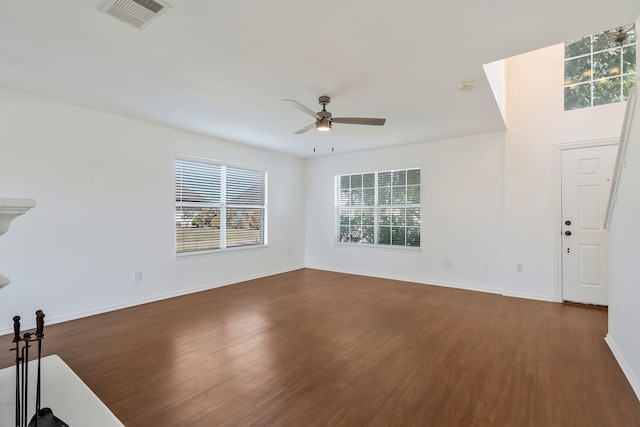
[
  {"x1": 294, "y1": 123, "x2": 316, "y2": 134},
  {"x1": 282, "y1": 99, "x2": 321, "y2": 120},
  {"x1": 332, "y1": 117, "x2": 386, "y2": 126}
]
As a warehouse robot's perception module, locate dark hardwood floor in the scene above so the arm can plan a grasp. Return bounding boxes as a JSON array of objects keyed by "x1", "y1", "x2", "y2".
[{"x1": 1, "y1": 269, "x2": 639, "y2": 426}]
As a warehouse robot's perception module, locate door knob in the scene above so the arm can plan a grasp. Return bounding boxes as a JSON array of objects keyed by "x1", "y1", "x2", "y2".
[{"x1": 565, "y1": 231, "x2": 572, "y2": 236}]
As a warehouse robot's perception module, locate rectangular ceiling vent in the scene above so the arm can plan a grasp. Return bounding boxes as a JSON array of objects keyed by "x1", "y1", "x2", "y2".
[{"x1": 100, "y1": 0, "x2": 171, "y2": 30}]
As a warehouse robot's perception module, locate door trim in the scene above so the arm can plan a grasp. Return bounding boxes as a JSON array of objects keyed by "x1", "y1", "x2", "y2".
[{"x1": 552, "y1": 138, "x2": 619, "y2": 303}]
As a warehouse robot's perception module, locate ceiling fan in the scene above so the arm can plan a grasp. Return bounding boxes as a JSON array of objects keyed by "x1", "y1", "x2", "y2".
[
  {"x1": 283, "y1": 96, "x2": 386, "y2": 134},
  {"x1": 568, "y1": 24, "x2": 635, "y2": 52},
  {"x1": 603, "y1": 24, "x2": 635, "y2": 46}
]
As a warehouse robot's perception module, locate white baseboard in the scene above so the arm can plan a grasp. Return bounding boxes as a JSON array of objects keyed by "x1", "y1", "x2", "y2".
[
  {"x1": 0, "y1": 265, "x2": 304, "y2": 336},
  {"x1": 304, "y1": 264, "x2": 505, "y2": 296},
  {"x1": 501, "y1": 290, "x2": 556, "y2": 303},
  {"x1": 2, "y1": 264, "x2": 557, "y2": 336},
  {"x1": 605, "y1": 334, "x2": 640, "y2": 403},
  {"x1": 305, "y1": 265, "x2": 557, "y2": 303}
]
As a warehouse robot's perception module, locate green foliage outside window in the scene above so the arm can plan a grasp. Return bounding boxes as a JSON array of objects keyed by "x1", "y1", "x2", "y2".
[
  {"x1": 564, "y1": 25, "x2": 636, "y2": 110},
  {"x1": 336, "y1": 168, "x2": 420, "y2": 248}
]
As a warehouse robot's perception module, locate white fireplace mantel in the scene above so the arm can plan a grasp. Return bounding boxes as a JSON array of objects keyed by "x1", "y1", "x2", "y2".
[{"x1": 0, "y1": 197, "x2": 35, "y2": 288}]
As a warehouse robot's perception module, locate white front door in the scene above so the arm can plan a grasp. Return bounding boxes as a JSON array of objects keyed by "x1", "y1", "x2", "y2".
[{"x1": 561, "y1": 145, "x2": 617, "y2": 305}]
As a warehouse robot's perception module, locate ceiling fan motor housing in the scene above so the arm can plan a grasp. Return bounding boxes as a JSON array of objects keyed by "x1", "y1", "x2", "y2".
[{"x1": 318, "y1": 96, "x2": 332, "y2": 119}]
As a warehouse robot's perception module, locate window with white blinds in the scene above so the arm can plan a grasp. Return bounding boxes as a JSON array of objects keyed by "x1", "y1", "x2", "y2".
[
  {"x1": 335, "y1": 168, "x2": 420, "y2": 248},
  {"x1": 175, "y1": 157, "x2": 267, "y2": 254}
]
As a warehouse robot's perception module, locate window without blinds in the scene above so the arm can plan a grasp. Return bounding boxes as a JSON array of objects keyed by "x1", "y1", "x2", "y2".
[
  {"x1": 175, "y1": 157, "x2": 267, "y2": 254},
  {"x1": 564, "y1": 24, "x2": 636, "y2": 110},
  {"x1": 335, "y1": 168, "x2": 420, "y2": 248}
]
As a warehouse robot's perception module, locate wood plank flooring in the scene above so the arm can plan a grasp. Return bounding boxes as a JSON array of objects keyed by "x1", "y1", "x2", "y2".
[{"x1": 1, "y1": 269, "x2": 639, "y2": 426}]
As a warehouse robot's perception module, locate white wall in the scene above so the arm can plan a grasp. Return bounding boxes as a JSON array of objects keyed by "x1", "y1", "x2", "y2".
[
  {"x1": 484, "y1": 59, "x2": 507, "y2": 124},
  {"x1": 305, "y1": 132, "x2": 506, "y2": 294},
  {"x1": 305, "y1": 42, "x2": 629, "y2": 304},
  {"x1": 0, "y1": 88, "x2": 305, "y2": 334},
  {"x1": 504, "y1": 43, "x2": 627, "y2": 300},
  {"x1": 607, "y1": 86, "x2": 640, "y2": 400},
  {"x1": 606, "y1": 19, "x2": 640, "y2": 400}
]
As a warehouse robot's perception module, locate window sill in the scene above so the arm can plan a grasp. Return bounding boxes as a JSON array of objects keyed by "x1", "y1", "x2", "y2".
[
  {"x1": 333, "y1": 242, "x2": 422, "y2": 253},
  {"x1": 175, "y1": 244, "x2": 269, "y2": 260}
]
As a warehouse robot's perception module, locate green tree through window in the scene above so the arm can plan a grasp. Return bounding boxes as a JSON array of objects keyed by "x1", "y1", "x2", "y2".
[
  {"x1": 336, "y1": 168, "x2": 420, "y2": 248},
  {"x1": 564, "y1": 25, "x2": 636, "y2": 110}
]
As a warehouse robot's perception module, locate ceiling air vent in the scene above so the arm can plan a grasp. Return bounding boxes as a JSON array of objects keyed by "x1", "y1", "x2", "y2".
[{"x1": 100, "y1": 0, "x2": 171, "y2": 30}]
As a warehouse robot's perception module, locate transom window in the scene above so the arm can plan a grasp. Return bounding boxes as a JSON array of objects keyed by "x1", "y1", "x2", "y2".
[
  {"x1": 335, "y1": 168, "x2": 420, "y2": 248},
  {"x1": 564, "y1": 24, "x2": 636, "y2": 111},
  {"x1": 175, "y1": 157, "x2": 267, "y2": 254}
]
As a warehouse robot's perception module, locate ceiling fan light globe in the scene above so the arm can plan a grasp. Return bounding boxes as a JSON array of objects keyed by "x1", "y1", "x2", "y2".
[{"x1": 317, "y1": 119, "x2": 331, "y2": 131}]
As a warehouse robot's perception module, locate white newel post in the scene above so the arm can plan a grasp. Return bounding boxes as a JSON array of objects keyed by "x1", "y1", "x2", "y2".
[{"x1": 0, "y1": 197, "x2": 36, "y2": 289}]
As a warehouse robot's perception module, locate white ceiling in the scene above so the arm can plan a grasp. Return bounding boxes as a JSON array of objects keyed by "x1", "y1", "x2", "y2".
[{"x1": 1, "y1": 1, "x2": 638, "y2": 158}]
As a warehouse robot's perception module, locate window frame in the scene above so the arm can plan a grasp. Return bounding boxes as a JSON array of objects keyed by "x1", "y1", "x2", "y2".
[
  {"x1": 175, "y1": 155, "x2": 268, "y2": 256},
  {"x1": 564, "y1": 25, "x2": 636, "y2": 111},
  {"x1": 334, "y1": 167, "x2": 421, "y2": 249}
]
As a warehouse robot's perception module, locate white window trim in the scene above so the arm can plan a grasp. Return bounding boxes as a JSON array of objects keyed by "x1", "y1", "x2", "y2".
[
  {"x1": 564, "y1": 26, "x2": 636, "y2": 110},
  {"x1": 175, "y1": 155, "x2": 268, "y2": 256},
  {"x1": 334, "y1": 167, "x2": 421, "y2": 249}
]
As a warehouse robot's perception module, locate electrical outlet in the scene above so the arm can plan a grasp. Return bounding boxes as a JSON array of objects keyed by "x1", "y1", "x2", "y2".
[
  {"x1": 486, "y1": 264, "x2": 492, "y2": 272},
  {"x1": 134, "y1": 271, "x2": 142, "y2": 281},
  {"x1": 516, "y1": 264, "x2": 523, "y2": 273},
  {"x1": 446, "y1": 260, "x2": 452, "y2": 268}
]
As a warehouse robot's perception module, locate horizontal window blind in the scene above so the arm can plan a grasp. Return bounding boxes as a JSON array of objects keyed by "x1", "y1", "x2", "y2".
[
  {"x1": 226, "y1": 167, "x2": 265, "y2": 205},
  {"x1": 175, "y1": 158, "x2": 267, "y2": 254},
  {"x1": 175, "y1": 159, "x2": 221, "y2": 205}
]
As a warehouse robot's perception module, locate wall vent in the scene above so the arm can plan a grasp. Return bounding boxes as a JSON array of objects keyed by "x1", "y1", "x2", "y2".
[{"x1": 100, "y1": 0, "x2": 171, "y2": 30}]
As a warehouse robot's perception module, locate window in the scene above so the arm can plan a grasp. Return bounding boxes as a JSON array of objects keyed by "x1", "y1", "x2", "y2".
[
  {"x1": 336, "y1": 168, "x2": 420, "y2": 248},
  {"x1": 175, "y1": 157, "x2": 267, "y2": 254},
  {"x1": 564, "y1": 24, "x2": 636, "y2": 111}
]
